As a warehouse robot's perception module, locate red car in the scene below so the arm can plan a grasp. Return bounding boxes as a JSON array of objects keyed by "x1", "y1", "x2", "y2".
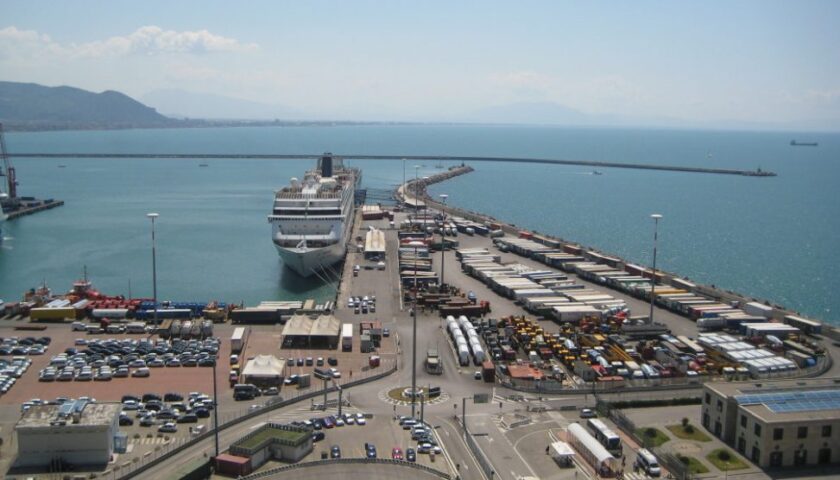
[{"x1": 391, "y1": 447, "x2": 404, "y2": 460}]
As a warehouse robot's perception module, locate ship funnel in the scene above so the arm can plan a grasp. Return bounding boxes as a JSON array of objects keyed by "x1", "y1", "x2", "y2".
[
  {"x1": 319, "y1": 154, "x2": 333, "y2": 178},
  {"x1": 291, "y1": 177, "x2": 300, "y2": 189}
]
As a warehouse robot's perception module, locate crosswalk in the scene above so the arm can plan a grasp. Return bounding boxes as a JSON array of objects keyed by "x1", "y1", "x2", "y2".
[
  {"x1": 619, "y1": 471, "x2": 654, "y2": 480},
  {"x1": 129, "y1": 436, "x2": 169, "y2": 446}
]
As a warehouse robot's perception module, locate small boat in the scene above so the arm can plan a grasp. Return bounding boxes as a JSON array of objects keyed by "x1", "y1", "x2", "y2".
[
  {"x1": 58, "y1": 165, "x2": 66, "y2": 168},
  {"x1": 790, "y1": 140, "x2": 818, "y2": 147},
  {"x1": 199, "y1": 163, "x2": 209, "y2": 167},
  {"x1": 592, "y1": 170, "x2": 603, "y2": 176}
]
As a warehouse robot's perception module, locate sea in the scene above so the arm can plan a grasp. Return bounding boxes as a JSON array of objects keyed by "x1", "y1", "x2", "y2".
[{"x1": 1, "y1": 125, "x2": 837, "y2": 326}]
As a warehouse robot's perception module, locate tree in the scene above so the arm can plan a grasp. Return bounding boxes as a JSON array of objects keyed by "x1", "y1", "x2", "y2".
[{"x1": 682, "y1": 417, "x2": 689, "y2": 428}]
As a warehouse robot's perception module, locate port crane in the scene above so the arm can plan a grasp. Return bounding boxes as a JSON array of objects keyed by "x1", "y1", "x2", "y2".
[{"x1": 0, "y1": 122, "x2": 19, "y2": 209}]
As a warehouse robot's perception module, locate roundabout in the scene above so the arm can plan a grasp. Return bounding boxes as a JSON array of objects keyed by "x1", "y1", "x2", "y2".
[{"x1": 378, "y1": 386, "x2": 451, "y2": 406}]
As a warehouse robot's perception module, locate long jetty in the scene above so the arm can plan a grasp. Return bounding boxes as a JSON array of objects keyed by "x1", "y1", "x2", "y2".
[{"x1": 8, "y1": 153, "x2": 776, "y2": 177}]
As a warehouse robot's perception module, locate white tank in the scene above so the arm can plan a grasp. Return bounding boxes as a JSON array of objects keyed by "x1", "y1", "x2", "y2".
[
  {"x1": 473, "y1": 347, "x2": 485, "y2": 364},
  {"x1": 458, "y1": 345, "x2": 471, "y2": 366}
]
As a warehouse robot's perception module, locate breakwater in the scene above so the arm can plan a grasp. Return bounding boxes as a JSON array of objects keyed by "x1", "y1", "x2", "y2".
[{"x1": 8, "y1": 153, "x2": 776, "y2": 177}]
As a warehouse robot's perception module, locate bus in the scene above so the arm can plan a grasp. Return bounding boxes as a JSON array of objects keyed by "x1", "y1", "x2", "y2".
[{"x1": 586, "y1": 418, "x2": 622, "y2": 456}]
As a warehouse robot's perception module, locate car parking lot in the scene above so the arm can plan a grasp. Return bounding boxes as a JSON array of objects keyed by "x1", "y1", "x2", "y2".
[
  {"x1": 37, "y1": 336, "x2": 220, "y2": 384},
  {"x1": 250, "y1": 413, "x2": 450, "y2": 475}
]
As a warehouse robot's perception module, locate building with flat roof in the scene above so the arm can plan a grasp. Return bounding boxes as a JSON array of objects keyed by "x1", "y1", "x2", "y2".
[
  {"x1": 14, "y1": 400, "x2": 120, "y2": 468},
  {"x1": 701, "y1": 377, "x2": 840, "y2": 468}
]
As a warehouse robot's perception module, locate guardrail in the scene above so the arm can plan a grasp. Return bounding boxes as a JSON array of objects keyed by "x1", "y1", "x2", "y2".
[
  {"x1": 118, "y1": 359, "x2": 398, "y2": 479},
  {"x1": 239, "y1": 457, "x2": 451, "y2": 480}
]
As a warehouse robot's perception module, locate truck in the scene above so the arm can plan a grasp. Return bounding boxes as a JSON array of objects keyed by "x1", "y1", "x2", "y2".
[
  {"x1": 481, "y1": 360, "x2": 495, "y2": 383},
  {"x1": 231, "y1": 327, "x2": 248, "y2": 354},
  {"x1": 341, "y1": 323, "x2": 353, "y2": 352},
  {"x1": 425, "y1": 349, "x2": 443, "y2": 374}
]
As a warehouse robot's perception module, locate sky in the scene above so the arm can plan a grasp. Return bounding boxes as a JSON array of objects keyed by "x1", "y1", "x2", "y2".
[{"x1": 1, "y1": 0, "x2": 839, "y2": 129}]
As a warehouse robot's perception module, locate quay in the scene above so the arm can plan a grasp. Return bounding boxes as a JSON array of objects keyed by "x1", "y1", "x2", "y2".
[
  {"x1": 401, "y1": 167, "x2": 838, "y2": 348},
  {"x1": 8, "y1": 152, "x2": 777, "y2": 177},
  {"x1": 3, "y1": 198, "x2": 64, "y2": 220}
]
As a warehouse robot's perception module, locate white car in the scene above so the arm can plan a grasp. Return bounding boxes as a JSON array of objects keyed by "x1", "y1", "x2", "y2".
[{"x1": 355, "y1": 413, "x2": 366, "y2": 425}]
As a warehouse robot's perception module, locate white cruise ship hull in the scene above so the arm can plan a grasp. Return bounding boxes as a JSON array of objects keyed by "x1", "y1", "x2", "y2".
[{"x1": 274, "y1": 241, "x2": 346, "y2": 277}]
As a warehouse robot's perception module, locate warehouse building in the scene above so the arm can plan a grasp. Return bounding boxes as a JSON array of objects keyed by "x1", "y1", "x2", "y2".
[
  {"x1": 702, "y1": 378, "x2": 840, "y2": 468},
  {"x1": 281, "y1": 313, "x2": 341, "y2": 349},
  {"x1": 15, "y1": 400, "x2": 121, "y2": 468}
]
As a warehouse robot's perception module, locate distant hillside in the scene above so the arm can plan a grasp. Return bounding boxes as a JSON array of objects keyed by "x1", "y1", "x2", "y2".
[
  {"x1": 0, "y1": 81, "x2": 174, "y2": 130},
  {"x1": 142, "y1": 89, "x2": 301, "y2": 120}
]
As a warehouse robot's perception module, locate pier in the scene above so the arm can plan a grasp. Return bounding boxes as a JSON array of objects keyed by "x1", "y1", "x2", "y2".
[
  {"x1": 3, "y1": 198, "x2": 64, "y2": 219},
  {"x1": 8, "y1": 152, "x2": 777, "y2": 177}
]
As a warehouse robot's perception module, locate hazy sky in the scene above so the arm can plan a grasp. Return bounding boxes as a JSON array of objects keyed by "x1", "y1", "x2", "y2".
[{"x1": 2, "y1": 1, "x2": 839, "y2": 128}]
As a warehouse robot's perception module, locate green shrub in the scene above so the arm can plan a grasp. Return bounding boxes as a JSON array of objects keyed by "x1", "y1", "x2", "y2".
[{"x1": 718, "y1": 450, "x2": 731, "y2": 461}]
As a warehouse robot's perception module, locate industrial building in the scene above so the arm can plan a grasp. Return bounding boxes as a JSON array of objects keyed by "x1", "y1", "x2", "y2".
[
  {"x1": 364, "y1": 227, "x2": 386, "y2": 259},
  {"x1": 701, "y1": 378, "x2": 840, "y2": 468},
  {"x1": 217, "y1": 423, "x2": 313, "y2": 475},
  {"x1": 281, "y1": 313, "x2": 341, "y2": 349},
  {"x1": 241, "y1": 355, "x2": 286, "y2": 387},
  {"x1": 14, "y1": 400, "x2": 121, "y2": 468}
]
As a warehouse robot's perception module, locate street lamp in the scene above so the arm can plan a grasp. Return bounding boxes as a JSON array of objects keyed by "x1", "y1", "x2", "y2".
[
  {"x1": 146, "y1": 213, "x2": 159, "y2": 327},
  {"x1": 439, "y1": 194, "x2": 448, "y2": 291},
  {"x1": 414, "y1": 165, "x2": 420, "y2": 217},
  {"x1": 407, "y1": 239, "x2": 424, "y2": 419},
  {"x1": 648, "y1": 214, "x2": 662, "y2": 324},
  {"x1": 402, "y1": 158, "x2": 406, "y2": 203}
]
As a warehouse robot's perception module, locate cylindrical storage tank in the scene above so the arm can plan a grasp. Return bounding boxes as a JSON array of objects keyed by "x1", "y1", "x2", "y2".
[
  {"x1": 473, "y1": 347, "x2": 485, "y2": 364},
  {"x1": 91, "y1": 308, "x2": 129, "y2": 319},
  {"x1": 458, "y1": 345, "x2": 470, "y2": 366}
]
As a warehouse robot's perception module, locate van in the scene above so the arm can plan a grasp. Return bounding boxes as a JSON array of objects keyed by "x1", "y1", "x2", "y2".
[
  {"x1": 72, "y1": 322, "x2": 87, "y2": 331},
  {"x1": 635, "y1": 448, "x2": 661, "y2": 477}
]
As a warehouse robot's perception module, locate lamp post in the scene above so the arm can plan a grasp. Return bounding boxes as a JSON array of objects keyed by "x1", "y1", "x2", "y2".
[
  {"x1": 414, "y1": 165, "x2": 420, "y2": 217},
  {"x1": 146, "y1": 212, "x2": 159, "y2": 327},
  {"x1": 402, "y1": 158, "x2": 406, "y2": 203},
  {"x1": 439, "y1": 194, "x2": 448, "y2": 291},
  {"x1": 408, "y1": 240, "x2": 423, "y2": 419},
  {"x1": 648, "y1": 214, "x2": 662, "y2": 324}
]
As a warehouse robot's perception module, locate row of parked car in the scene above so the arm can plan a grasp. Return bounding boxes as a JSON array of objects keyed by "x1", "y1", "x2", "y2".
[
  {"x1": 348, "y1": 295, "x2": 376, "y2": 314},
  {"x1": 1, "y1": 357, "x2": 32, "y2": 394},
  {"x1": 38, "y1": 337, "x2": 220, "y2": 382},
  {"x1": 0, "y1": 336, "x2": 51, "y2": 356},
  {"x1": 398, "y1": 416, "x2": 443, "y2": 455}
]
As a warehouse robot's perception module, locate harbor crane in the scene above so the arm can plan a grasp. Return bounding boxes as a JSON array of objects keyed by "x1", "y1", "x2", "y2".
[{"x1": 0, "y1": 123, "x2": 19, "y2": 209}]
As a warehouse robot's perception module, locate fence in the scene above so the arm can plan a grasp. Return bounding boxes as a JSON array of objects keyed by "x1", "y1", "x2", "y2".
[
  {"x1": 453, "y1": 418, "x2": 495, "y2": 480},
  {"x1": 117, "y1": 358, "x2": 398, "y2": 479},
  {"x1": 239, "y1": 458, "x2": 451, "y2": 480}
]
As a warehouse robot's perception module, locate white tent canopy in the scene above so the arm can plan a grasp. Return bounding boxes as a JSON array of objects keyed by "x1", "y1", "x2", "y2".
[{"x1": 242, "y1": 355, "x2": 285, "y2": 380}]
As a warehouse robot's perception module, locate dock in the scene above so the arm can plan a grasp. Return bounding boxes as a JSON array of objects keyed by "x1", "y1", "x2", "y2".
[
  {"x1": 8, "y1": 153, "x2": 777, "y2": 177},
  {"x1": 3, "y1": 198, "x2": 64, "y2": 219}
]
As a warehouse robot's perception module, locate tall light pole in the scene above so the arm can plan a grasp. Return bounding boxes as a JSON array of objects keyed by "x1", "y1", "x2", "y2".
[
  {"x1": 648, "y1": 214, "x2": 662, "y2": 324},
  {"x1": 408, "y1": 240, "x2": 424, "y2": 419},
  {"x1": 146, "y1": 213, "x2": 159, "y2": 327},
  {"x1": 402, "y1": 158, "x2": 406, "y2": 203},
  {"x1": 414, "y1": 165, "x2": 420, "y2": 217},
  {"x1": 439, "y1": 194, "x2": 448, "y2": 291}
]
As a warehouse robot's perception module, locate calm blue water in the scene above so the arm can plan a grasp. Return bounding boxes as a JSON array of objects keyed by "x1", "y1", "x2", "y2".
[{"x1": 1, "y1": 125, "x2": 837, "y2": 325}]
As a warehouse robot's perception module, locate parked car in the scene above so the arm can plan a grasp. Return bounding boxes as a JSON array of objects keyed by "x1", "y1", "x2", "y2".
[
  {"x1": 330, "y1": 445, "x2": 341, "y2": 459},
  {"x1": 158, "y1": 422, "x2": 177, "y2": 433}
]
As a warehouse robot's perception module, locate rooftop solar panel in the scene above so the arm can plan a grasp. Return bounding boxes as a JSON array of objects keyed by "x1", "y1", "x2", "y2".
[{"x1": 735, "y1": 389, "x2": 840, "y2": 413}]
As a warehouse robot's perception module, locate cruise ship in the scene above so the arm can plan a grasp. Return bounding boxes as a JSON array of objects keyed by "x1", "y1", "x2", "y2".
[{"x1": 268, "y1": 154, "x2": 361, "y2": 277}]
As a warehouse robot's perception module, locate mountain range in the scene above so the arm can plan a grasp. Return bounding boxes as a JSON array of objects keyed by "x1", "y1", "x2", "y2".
[{"x1": 0, "y1": 81, "x2": 173, "y2": 130}]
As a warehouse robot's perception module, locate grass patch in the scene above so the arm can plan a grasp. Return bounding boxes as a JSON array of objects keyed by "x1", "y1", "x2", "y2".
[
  {"x1": 234, "y1": 426, "x2": 309, "y2": 450},
  {"x1": 706, "y1": 449, "x2": 748, "y2": 471},
  {"x1": 666, "y1": 424, "x2": 711, "y2": 442},
  {"x1": 635, "y1": 427, "x2": 670, "y2": 447},
  {"x1": 675, "y1": 455, "x2": 710, "y2": 474},
  {"x1": 387, "y1": 386, "x2": 429, "y2": 402}
]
